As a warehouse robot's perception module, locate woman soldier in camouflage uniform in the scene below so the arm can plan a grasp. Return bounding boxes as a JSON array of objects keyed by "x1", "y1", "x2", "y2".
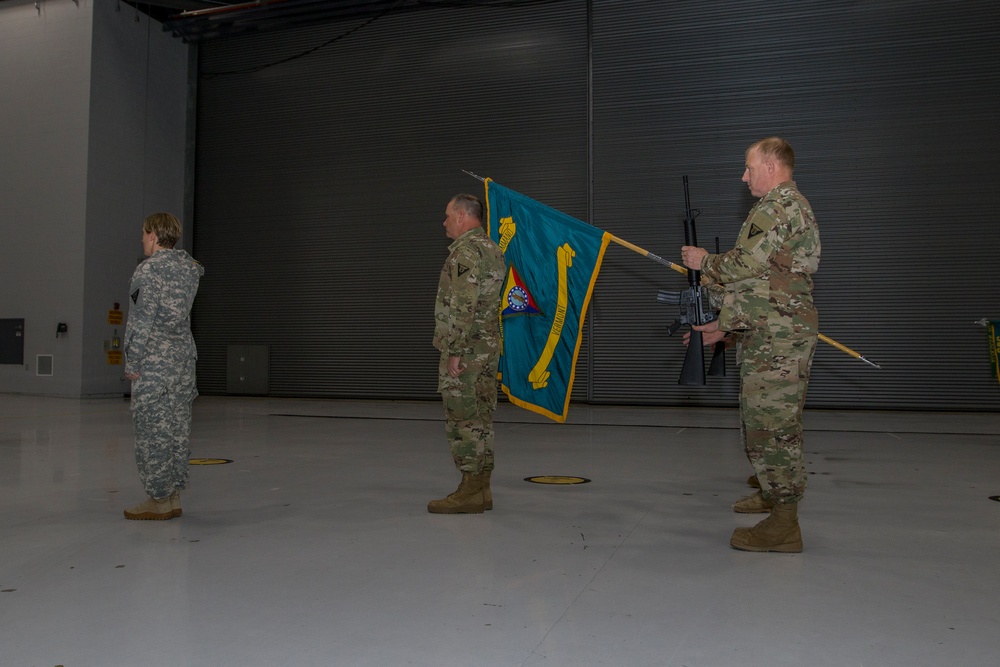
[{"x1": 123, "y1": 212, "x2": 204, "y2": 520}]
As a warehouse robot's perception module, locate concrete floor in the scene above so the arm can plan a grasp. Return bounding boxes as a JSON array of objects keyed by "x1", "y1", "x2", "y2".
[{"x1": 1, "y1": 395, "x2": 998, "y2": 667}]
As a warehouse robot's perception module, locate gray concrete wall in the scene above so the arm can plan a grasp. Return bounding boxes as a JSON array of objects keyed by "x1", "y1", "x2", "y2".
[
  {"x1": 81, "y1": 0, "x2": 192, "y2": 397},
  {"x1": 0, "y1": 0, "x2": 93, "y2": 396},
  {"x1": 0, "y1": 0, "x2": 191, "y2": 397}
]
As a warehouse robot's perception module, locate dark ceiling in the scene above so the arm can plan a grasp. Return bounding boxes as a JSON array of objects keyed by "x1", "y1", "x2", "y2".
[{"x1": 127, "y1": 0, "x2": 563, "y2": 43}]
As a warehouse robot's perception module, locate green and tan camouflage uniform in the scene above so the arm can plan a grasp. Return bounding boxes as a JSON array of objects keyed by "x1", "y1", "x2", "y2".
[
  {"x1": 433, "y1": 227, "x2": 506, "y2": 474},
  {"x1": 701, "y1": 180, "x2": 820, "y2": 505}
]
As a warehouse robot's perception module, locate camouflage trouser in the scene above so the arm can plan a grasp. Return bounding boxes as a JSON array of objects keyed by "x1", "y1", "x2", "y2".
[
  {"x1": 130, "y1": 365, "x2": 197, "y2": 499},
  {"x1": 438, "y1": 351, "x2": 499, "y2": 474},
  {"x1": 738, "y1": 331, "x2": 816, "y2": 505}
]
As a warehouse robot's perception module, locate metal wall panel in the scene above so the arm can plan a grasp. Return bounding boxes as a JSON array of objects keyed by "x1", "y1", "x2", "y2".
[
  {"x1": 590, "y1": 0, "x2": 1000, "y2": 410},
  {"x1": 0, "y1": 319, "x2": 25, "y2": 365},
  {"x1": 193, "y1": 3, "x2": 590, "y2": 399}
]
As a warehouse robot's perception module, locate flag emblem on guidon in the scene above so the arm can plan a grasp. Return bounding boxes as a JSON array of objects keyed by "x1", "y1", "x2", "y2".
[
  {"x1": 484, "y1": 178, "x2": 610, "y2": 423},
  {"x1": 501, "y1": 266, "x2": 543, "y2": 317}
]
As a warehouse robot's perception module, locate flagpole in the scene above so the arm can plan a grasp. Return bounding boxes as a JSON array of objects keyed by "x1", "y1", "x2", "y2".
[
  {"x1": 608, "y1": 235, "x2": 881, "y2": 369},
  {"x1": 608, "y1": 234, "x2": 688, "y2": 276},
  {"x1": 816, "y1": 334, "x2": 881, "y2": 368}
]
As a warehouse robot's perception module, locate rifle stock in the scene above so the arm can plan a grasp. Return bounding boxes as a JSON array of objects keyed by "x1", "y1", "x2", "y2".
[
  {"x1": 708, "y1": 340, "x2": 726, "y2": 377},
  {"x1": 681, "y1": 329, "x2": 707, "y2": 385}
]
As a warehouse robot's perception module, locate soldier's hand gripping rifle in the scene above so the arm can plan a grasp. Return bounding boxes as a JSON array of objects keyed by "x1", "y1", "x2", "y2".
[{"x1": 656, "y1": 176, "x2": 727, "y2": 385}]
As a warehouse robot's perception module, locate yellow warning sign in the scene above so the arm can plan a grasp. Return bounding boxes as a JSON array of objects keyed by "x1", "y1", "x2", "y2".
[
  {"x1": 108, "y1": 310, "x2": 123, "y2": 325},
  {"x1": 524, "y1": 476, "x2": 591, "y2": 485},
  {"x1": 189, "y1": 458, "x2": 233, "y2": 465},
  {"x1": 106, "y1": 350, "x2": 123, "y2": 365}
]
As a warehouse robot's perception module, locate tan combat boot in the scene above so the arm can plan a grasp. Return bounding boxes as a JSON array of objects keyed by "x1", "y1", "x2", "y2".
[
  {"x1": 482, "y1": 470, "x2": 493, "y2": 511},
  {"x1": 169, "y1": 490, "x2": 182, "y2": 518},
  {"x1": 124, "y1": 496, "x2": 174, "y2": 520},
  {"x1": 747, "y1": 474, "x2": 761, "y2": 489},
  {"x1": 732, "y1": 490, "x2": 773, "y2": 514},
  {"x1": 730, "y1": 503, "x2": 802, "y2": 552},
  {"x1": 427, "y1": 472, "x2": 485, "y2": 514}
]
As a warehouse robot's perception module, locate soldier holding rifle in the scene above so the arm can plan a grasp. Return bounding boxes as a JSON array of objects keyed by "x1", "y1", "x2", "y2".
[{"x1": 681, "y1": 137, "x2": 820, "y2": 552}]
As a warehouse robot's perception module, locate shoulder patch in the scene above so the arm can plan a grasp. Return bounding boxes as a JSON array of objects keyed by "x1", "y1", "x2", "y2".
[
  {"x1": 131, "y1": 288, "x2": 140, "y2": 303},
  {"x1": 748, "y1": 223, "x2": 764, "y2": 238},
  {"x1": 457, "y1": 263, "x2": 471, "y2": 277}
]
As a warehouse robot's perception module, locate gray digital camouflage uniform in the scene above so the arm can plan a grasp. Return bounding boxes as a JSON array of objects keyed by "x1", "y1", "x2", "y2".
[
  {"x1": 701, "y1": 180, "x2": 820, "y2": 504},
  {"x1": 433, "y1": 227, "x2": 506, "y2": 474},
  {"x1": 124, "y1": 249, "x2": 204, "y2": 500}
]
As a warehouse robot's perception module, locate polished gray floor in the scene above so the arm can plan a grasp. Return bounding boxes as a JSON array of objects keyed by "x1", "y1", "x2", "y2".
[{"x1": 1, "y1": 395, "x2": 999, "y2": 667}]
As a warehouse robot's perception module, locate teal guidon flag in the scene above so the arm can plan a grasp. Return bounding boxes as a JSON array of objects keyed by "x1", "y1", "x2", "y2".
[{"x1": 484, "y1": 179, "x2": 610, "y2": 422}]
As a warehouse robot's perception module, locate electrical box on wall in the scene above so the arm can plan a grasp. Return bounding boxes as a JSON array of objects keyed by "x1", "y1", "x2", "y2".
[
  {"x1": 226, "y1": 345, "x2": 269, "y2": 395},
  {"x1": 0, "y1": 319, "x2": 25, "y2": 365},
  {"x1": 36, "y1": 355, "x2": 53, "y2": 376}
]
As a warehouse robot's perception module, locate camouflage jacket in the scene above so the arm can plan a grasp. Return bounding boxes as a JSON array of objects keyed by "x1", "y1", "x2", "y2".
[
  {"x1": 124, "y1": 249, "x2": 204, "y2": 375},
  {"x1": 700, "y1": 181, "x2": 820, "y2": 335},
  {"x1": 433, "y1": 227, "x2": 506, "y2": 358}
]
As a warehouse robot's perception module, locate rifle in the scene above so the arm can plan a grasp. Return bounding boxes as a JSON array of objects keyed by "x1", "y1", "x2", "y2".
[{"x1": 656, "y1": 176, "x2": 727, "y2": 385}]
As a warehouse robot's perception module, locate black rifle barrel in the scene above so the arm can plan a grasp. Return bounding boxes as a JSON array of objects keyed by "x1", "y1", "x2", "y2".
[
  {"x1": 679, "y1": 175, "x2": 705, "y2": 385},
  {"x1": 683, "y1": 175, "x2": 700, "y2": 290}
]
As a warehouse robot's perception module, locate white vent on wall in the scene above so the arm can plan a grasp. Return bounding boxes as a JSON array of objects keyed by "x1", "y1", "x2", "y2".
[{"x1": 36, "y1": 355, "x2": 53, "y2": 376}]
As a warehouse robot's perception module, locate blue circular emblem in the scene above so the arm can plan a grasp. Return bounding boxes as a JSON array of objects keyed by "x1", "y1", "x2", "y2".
[{"x1": 507, "y1": 286, "x2": 528, "y2": 311}]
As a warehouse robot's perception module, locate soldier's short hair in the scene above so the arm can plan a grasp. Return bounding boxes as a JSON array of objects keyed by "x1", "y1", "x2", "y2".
[
  {"x1": 450, "y1": 194, "x2": 483, "y2": 223},
  {"x1": 748, "y1": 137, "x2": 795, "y2": 172},
  {"x1": 143, "y1": 212, "x2": 182, "y2": 248}
]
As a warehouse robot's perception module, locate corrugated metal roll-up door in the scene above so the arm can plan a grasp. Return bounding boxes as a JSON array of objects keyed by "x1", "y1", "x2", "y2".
[
  {"x1": 192, "y1": 0, "x2": 999, "y2": 412},
  {"x1": 193, "y1": 3, "x2": 590, "y2": 399},
  {"x1": 590, "y1": 0, "x2": 1000, "y2": 410}
]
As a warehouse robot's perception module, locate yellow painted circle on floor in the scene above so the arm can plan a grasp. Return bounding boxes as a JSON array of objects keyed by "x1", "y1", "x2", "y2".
[
  {"x1": 524, "y1": 475, "x2": 591, "y2": 485},
  {"x1": 188, "y1": 458, "x2": 233, "y2": 465}
]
